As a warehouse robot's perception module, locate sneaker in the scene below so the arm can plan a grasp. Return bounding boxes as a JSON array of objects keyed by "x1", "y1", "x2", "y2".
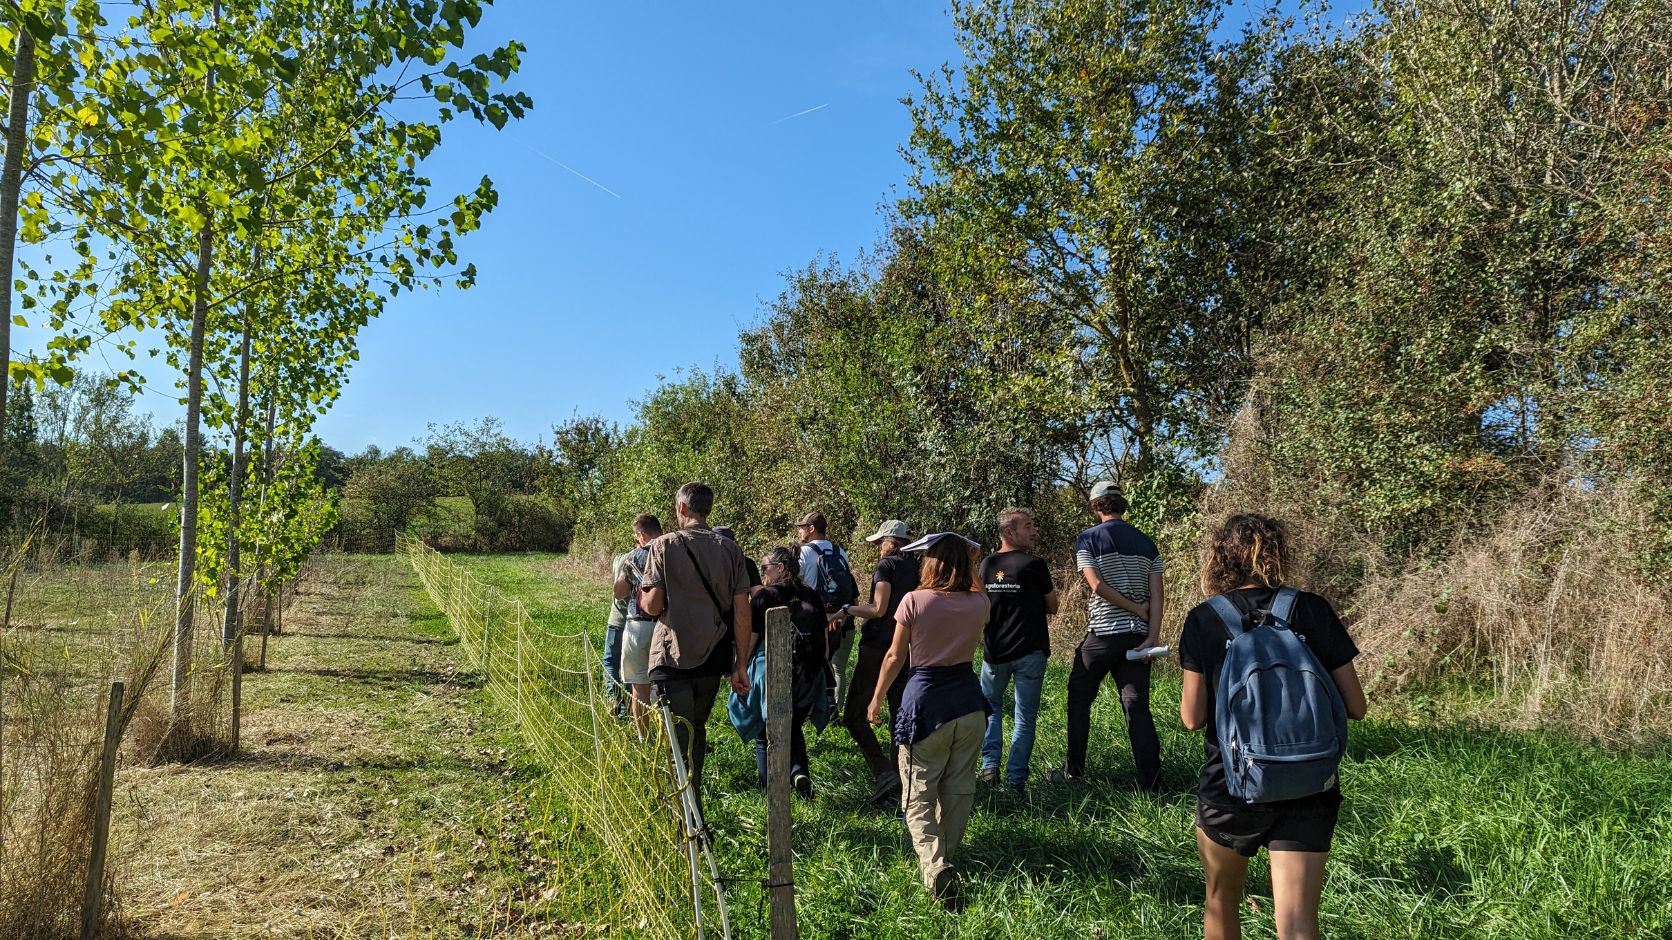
[
  {"x1": 978, "y1": 766, "x2": 1000, "y2": 786},
  {"x1": 792, "y1": 772, "x2": 813, "y2": 799}
]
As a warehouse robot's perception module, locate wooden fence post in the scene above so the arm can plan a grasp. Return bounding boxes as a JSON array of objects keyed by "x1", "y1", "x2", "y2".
[
  {"x1": 81, "y1": 680, "x2": 125, "y2": 940},
  {"x1": 764, "y1": 606, "x2": 798, "y2": 939}
]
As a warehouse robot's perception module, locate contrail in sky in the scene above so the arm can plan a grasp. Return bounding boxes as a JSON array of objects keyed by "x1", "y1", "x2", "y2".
[
  {"x1": 769, "y1": 103, "x2": 829, "y2": 125},
  {"x1": 527, "y1": 146, "x2": 622, "y2": 199}
]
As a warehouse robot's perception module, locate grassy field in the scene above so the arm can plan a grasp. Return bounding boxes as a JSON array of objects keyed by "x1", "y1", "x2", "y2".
[
  {"x1": 13, "y1": 550, "x2": 1661, "y2": 937},
  {"x1": 448, "y1": 552, "x2": 1672, "y2": 940}
]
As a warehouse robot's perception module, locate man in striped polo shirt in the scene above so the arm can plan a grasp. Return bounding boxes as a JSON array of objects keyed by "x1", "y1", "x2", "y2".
[{"x1": 1061, "y1": 480, "x2": 1165, "y2": 791}]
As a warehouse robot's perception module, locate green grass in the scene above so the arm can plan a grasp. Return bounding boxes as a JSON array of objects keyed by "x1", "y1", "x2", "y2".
[{"x1": 438, "y1": 552, "x2": 1672, "y2": 939}]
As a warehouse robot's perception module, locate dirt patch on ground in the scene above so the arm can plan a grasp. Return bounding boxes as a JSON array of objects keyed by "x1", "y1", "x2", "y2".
[{"x1": 110, "y1": 554, "x2": 535, "y2": 939}]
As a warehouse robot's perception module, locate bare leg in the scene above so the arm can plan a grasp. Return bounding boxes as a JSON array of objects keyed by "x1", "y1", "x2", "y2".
[
  {"x1": 1197, "y1": 827, "x2": 1249, "y2": 940},
  {"x1": 630, "y1": 683, "x2": 653, "y2": 738},
  {"x1": 1269, "y1": 850, "x2": 1328, "y2": 940}
]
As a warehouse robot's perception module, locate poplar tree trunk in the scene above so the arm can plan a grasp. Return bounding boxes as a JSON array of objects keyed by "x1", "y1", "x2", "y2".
[
  {"x1": 0, "y1": 26, "x2": 37, "y2": 501},
  {"x1": 170, "y1": 216, "x2": 213, "y2": 734},
  {"x1": 256, "y1": 393, "x2": 276, "y2": 667},
  {"x1": 223, "y1": 276, "x2": 256, "y2": 648}
]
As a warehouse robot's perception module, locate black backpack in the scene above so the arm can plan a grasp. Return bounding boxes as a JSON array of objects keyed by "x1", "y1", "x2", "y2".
[
  {"x1": 788, "y1": 591, "x2": 832, "y2": 685},
  {"x1": 809, "y1": 543, "x2": 858, "y2": 609}
]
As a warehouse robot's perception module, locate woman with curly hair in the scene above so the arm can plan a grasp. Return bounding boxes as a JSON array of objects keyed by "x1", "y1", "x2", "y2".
[{"x1": 1177, "y1": 514, "x2": 1368, "y2": 940}]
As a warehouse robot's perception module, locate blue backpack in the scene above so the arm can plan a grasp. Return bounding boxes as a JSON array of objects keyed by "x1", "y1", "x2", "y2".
[
  {"x1": 809, "y1": 543, "x2": 858, "y2": 609},
  {"x1": 1208, "y1": 587, "x2": 1348, "y2": 804}
]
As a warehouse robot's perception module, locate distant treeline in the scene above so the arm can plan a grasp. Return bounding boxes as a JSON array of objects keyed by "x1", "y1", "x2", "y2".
[{"x1": 3, "y1": 377, "x2": 188, "y2": 556}]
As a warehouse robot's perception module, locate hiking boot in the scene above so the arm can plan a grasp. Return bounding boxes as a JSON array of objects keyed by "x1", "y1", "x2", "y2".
[
  {"x1": 930, "y1": 865, "x2": 963, "y2": 911},
  {"x1": 862, "y1": 774, "x2": 901, "y2": 810},
  {"x1": 792, "y1": 772, "x2": 814, "y2": 800},
  {"x1": 977, "y1": 765, "x2": 1000, "y2": 786},
  {"x1": 1007, "y1": 779, "x2": 1026, "y2": 796}
]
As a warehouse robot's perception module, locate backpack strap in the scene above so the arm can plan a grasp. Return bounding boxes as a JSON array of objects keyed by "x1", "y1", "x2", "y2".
[
  {"x1": 678, "y1": 537, "x2": 729, "y2": 628},
  {"x1": 1269, "y1": 587, "x2": 1299, "y2": 627},
  {"x1": 1206, "y1": 594, "x2": 1244, "y2": 643}
]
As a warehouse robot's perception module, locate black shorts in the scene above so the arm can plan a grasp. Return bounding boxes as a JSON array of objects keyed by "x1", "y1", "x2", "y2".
[{"x1": 1197, "y1": 802, "x2": 1340, "y2": 857}]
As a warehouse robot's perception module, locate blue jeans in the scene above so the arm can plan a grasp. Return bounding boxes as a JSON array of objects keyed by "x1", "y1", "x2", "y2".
[
  {"x1": 602, "y1": 622, "x2": 624, "y2": 706},
  {"x1": 980, "y1": 649, "x2": 1048, "y2": 786}
]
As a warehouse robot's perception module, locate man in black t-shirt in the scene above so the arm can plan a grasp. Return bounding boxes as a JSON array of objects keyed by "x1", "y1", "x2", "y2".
[
  {"x1": 978, "y1": 508, "x2": 1058, "y2": 791},
  {"x1": 835, "y1": 519, "x2": 920, "y2": 807}
]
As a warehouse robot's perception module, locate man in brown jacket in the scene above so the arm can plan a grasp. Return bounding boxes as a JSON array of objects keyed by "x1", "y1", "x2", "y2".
[{"x1": 638, "y1": 481, "x2": 752, "y2": 806}]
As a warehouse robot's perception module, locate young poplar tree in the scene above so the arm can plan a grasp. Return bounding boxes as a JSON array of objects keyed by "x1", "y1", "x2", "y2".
[{"x1": 43, "y1": 0, "x2": 527, "y2": 744}]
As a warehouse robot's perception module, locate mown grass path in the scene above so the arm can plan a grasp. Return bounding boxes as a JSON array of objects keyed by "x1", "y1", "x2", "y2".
[
  {"x1": 112, "y1": 554, "x2": 545, "y2": 939},
  {"x1": 456, "y1": 552, "x2": 1672, "y2": 940}
]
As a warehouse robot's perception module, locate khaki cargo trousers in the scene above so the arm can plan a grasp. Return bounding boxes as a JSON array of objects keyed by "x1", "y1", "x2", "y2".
[{"x1": 897, "y1": 710, "x2": 984, "y2": 889}]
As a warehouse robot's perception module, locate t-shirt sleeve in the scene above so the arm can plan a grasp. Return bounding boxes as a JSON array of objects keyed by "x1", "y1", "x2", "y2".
[
  {"x1": 1301, "y1": 593, "x2": 1358, "y2": 671},
  {"x1": 799, "y1": 546, "x2": 820, "y2": 586},
  {"x1": 1150, "y1": 554, "x2": 1165, "y2": 574},
  {"x1": 640, "y1": 539, "x2": 666, "y2": 589},
  {"x1": 893, "y1": 592, "x2": 919, "y2": 630},
  {"x1": 1074, "y1": 531, "x2": 1094, "y2": 571},
  {"x1": 1028, "y1": 557, "x2": 1054, "y2": 593},
  {"x1": 1178, "y1": 605, "x2": 1209, "y2": 673},
  {"x1": 874, "y1": 557, "x2": 896, "y2": 587}
]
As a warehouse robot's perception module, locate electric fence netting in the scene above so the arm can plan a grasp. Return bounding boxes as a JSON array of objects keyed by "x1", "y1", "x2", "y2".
[{"x1": 403, "y1": 538, "x2": 734, "y2": 938}]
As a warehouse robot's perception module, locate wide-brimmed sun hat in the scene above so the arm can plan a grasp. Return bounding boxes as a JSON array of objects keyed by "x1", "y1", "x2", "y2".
[{"x1": 899, "y1": 532, "x2": 981, "y2": 553}]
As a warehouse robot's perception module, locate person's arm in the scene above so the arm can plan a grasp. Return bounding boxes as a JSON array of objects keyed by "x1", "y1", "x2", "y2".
[
  {"x1": 613, "y1": 568, "x2": 631, "y2": 601},
  {"x1": 1143, "y1": 570, "x2": 1165, "y2": 650},
  {"x1": 843, "y1": 580, "x2": 891, "y2": 623},
  {"x1": 1037, "y1": 559, "x2": 1060, "y2": 615},
  {"x1": 1333, "y1": 662, "x2": 1367, "y2": 720},
  {"x1": 641, "y1": 585, "x2": 666, "y2": 617},
  {"x1": 639, "y1": 542, "x2": 666, "y2": 616},
  {"x1": 868, "y1": 619, "x2": 911, "y2": 724},
  {"x1": 729, "y1": 591, "x2": 752, "y2": 695},
  {"x1": 1180, "y1": 668, "x2": 1209, "y2": 730},
  {"x1": 1080, "y1": 566, "x2": 1147, "y2": 617}
]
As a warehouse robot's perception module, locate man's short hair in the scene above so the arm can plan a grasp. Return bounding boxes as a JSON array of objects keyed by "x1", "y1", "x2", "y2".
[
  {"x1": 633, "y1": 513, "x2": 662, "y2": 537},
  {"x1": 795, "y1": 511, "x2": 828, "y2": 535},
  {"x1": 1091, "y1": 493, "x2": 1129, "y2": 516},
  {"x1": 997, "y1": 507, "x2": 1033, "y2": 534},
  {"x1": 676, "y1": 481, "x2": 714, "y2": 517}
]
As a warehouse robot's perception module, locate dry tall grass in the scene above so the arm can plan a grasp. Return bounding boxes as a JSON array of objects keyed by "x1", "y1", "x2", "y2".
[
  {"x1": 1201, "y1": 404, "x2": 1672, "y2": 743},
  {"x1": 1350, "y1": 483, "x2": 1672, "y2": 743},
  {"x1": 0, "y1": 555, "x2": 174, "y2": 938}
]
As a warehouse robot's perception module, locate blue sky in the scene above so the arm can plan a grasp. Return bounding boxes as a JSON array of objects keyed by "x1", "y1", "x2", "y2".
[
  {"x1": 325, "y1": 1, "x2": 963, "y2": 452},
  {"x1": 25, "y1": 0, "x2": 1365, "y2": 454}
]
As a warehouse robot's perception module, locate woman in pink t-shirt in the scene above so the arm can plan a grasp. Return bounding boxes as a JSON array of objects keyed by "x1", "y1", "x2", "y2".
[{"x1": 867, "y1": 532, "x2": 989, "y2": 908}]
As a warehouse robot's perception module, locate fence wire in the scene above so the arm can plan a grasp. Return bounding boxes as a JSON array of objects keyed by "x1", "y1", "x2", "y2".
[{"x1": 403, "y1": 538, "x2": 706, "y2": 938}]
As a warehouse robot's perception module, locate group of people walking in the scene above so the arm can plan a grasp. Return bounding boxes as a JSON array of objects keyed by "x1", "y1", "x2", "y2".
[{"x1": 601, "y1": 480, "x2": 1368, "y2": 940}]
